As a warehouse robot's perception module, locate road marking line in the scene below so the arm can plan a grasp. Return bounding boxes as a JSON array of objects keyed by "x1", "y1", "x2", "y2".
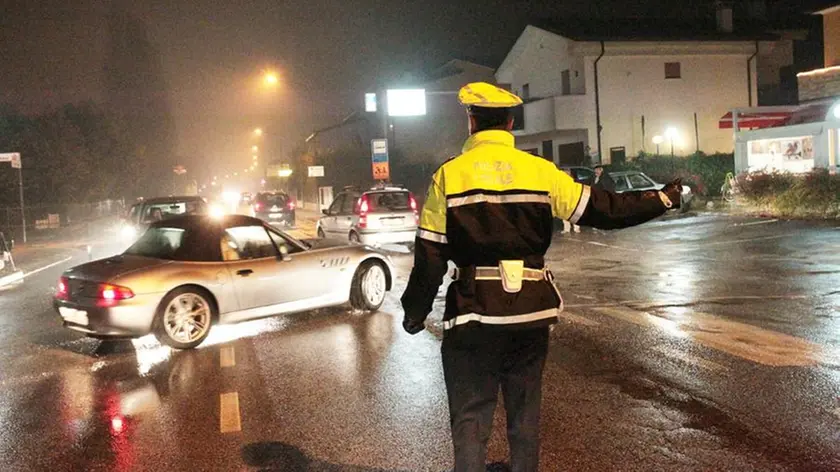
[
  {"x1": 219, "y1": 392, "x2": 241, "y2": 433},
  {"x1": 702, "y1": 234, "x2": 792, "y2": 247},
  {"x1": 652, "y1": 345, "x2": 726, "y2": 372},
  {"x1": 594, "y1": 305, "x2": 834, "y2": 367},
  {"x1": 586, "y1": 241, "x2": 644, "y2": 252},
  {"x1": 733, "y1": 219, "x2": 778, "y2": 227},
  {"x1": 220, "y1": 346, "x2": 236, "y2": 367},
  {"x1": 558, "y1": 311, "x2": 600, "y2": 327},
  {"x1": 22, "y1": 256, "x2": 73, "y2": 278}
]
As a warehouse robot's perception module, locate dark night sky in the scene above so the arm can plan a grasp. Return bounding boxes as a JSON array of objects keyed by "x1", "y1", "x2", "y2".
[{"x1": 0, "y1": 0, "x2": 827, "y2": 177}]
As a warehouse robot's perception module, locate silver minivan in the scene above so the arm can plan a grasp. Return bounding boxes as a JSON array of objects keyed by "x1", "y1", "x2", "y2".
[{"x1": 316, "y1": 186, "x2": 418, "y2": 247}]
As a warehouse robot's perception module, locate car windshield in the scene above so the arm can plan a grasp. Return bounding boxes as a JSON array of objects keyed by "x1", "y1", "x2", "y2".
[
  {"x1": 125, "y1": 227, "x2": 186, "y2": 260},
  {"x1": 257, "y1": 193, "x2": 288, "y2": 206},
  {"x1": 366, "y1": 191, "x2": 411, "y2": 211},
  {"x1": 143, "y1": 200, "x2": 206, "y2": 222}
]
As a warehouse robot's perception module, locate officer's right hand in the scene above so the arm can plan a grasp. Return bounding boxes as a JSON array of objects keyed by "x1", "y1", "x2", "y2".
[
  {"x1": 402, "y1": 318, "x2": 425, "y2": 335},
  {"x1": 660, "y1": 179, "x2": 683, "y2": 209}
]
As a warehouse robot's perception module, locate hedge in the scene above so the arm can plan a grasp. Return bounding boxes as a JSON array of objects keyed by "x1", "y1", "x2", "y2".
[
  {"x1": 611, "y1": 152, "x2": 735, "y2": 197},
  {"x1": 736, "y1": 169, "x2": 840, "y2": 219}
]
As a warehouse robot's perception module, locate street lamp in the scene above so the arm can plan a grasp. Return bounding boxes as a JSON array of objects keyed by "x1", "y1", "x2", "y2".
[
  {"x1": 665, "y1": 127, "x2": 678, "y2": 157},
  {"x1": 254, "y1": 128, "x2": 263, "y2": 137},
  {"x1": 652, "y1": 135, "x2": 664, "y2": 155},
  {"x1": 263, "y1": 72, "x2": 278, "y2": 86},
  {"x1": 252, "y1": 145, "x2": 258, "y2": 152}
]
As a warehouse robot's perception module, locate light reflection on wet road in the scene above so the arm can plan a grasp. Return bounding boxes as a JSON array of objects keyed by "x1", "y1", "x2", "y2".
[{"x1": 1, "y1": 214, "x2": 839, "y2": 471}]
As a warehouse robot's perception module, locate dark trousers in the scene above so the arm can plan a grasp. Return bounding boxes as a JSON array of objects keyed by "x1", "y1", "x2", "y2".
[{"x1": 441, "y1": 327, "x2": 550, "y2": 472}]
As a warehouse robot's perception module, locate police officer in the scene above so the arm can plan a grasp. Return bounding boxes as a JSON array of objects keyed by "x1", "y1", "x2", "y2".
[{"x1": 401, "y1": 82, "x2": 682, "y2": 472}]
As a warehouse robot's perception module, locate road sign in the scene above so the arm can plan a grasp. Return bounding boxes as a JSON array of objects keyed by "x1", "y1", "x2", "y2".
[
  {"x1": 11, "y1": 153, "x2": 20, "y2": 169},
  {"x1": 371, "y1": 139, "x2": 389, "y2": 181},
  {"x1": 308, "y1": 165, "x2": 324, "y2": 177},
  {"x1": 0, "y1": 153, "x2": 18, "y2": 163}
]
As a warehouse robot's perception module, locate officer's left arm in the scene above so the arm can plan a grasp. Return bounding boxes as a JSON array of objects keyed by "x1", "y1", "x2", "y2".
[
  {"x1": 400, "y1": 170, "x2": 450, "y2": 331},
  {"x1": 551, "y1": 167, "x2": 682, "y2": 230}
]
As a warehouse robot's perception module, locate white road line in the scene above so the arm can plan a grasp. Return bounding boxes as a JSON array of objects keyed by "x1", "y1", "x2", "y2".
[
  {"x1": 558, "y1": 311, "x2": 600, "y2": 327},
  {"x1": 219, "y1": 392, "x2": 241, "y2": 433},
  {"x1": 594, "y1": 305, "x2": 833, "y2": 367},
  {"x1": 733, "y1": 219, "x2": 778, "y2": 227},
  {"x1": 220, "y1": 346, "x2": 236, "y2": 368},
  {"x1": 564, "y1": 294, "x2": 807, "y2": 309},
  {"x1": 585, "y1": 241, "x2": 644, "y2": 253},
  {"x1": 652, "y1": 345, "x2": 727, "y2": 372},
  {"x1": 702, "y1": 234, "x2": 792, "y2": 247},
  {"x1": 22, "y1": 256, "x2": 74, "y2": 278}
]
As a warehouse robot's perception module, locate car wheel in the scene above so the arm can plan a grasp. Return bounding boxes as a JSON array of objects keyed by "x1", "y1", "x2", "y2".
[
  {"x1": 350, "y1": 261, "x2": 388, "y2": 311},
  {"x1": 152, "y1": 287, "x2": 215, "y2": 349},
  {"x1": 317, "y1": 228, "x2": 326, "y2": 239},
  {"x1": 349, "y1": 231, "x2": 360, "y2": 244}
]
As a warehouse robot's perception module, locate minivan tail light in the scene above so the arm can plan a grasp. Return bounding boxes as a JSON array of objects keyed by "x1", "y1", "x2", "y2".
[
  {"x1": 409, "y1": 193, "x2": 418, "y2": 212},
  {"x1": 287, "y1": 200, "x2": 296, "y2": 210}
]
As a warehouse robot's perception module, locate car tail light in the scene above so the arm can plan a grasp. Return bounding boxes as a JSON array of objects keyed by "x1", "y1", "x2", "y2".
[
  {"x1": 56, "y1": 277, "x2": 69, "y2": 300},
  {"x1": 99, "y1": 283, "x2": 134, "y2": 301},
  {"x1": 287, "y1": 200, "x2": 296, "y2": 210},
  {"x1": 356, "y1": 195, "x2": 370, "y2": 228},
  {"x1": 356, "y1": 195, "x2": 370, "y2": 215},
  {"x1": 409, "y1": 193, "x2": 418, "y2": 212},
  {"x1": 254, "y1": 202, "x2": 263, "y2": 211}
]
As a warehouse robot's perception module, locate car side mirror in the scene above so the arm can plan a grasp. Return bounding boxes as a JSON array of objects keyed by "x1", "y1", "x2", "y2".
[{"x1": 322, "y1": 209, "x2": 329, "y2": 216}]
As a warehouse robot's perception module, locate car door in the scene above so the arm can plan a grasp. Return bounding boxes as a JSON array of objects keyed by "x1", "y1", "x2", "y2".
[
  {"x1": 221, "y1": 225, "x2": 286, "y2": 311},
  {"x1": 266, "y1": 228, "x2": 337, "y2": 303},
  {"x1": 322, "y1": 194, "x2": 345, "y2": 236},
  {"x1": 335, "y1": 192, "x2": 359, "y2": 236}
]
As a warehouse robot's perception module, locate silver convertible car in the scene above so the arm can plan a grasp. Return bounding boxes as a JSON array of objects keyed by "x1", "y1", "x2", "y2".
[{"x1": 54, "y1": 214, "x2": 394, "y2": 349}]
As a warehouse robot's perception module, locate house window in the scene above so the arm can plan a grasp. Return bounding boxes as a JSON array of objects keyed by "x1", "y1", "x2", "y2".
[
  {"x1": 561, "y1": 70, "x2": 571, "y2": 95},
  {"x1": 522, "y1": 83, "x2": 530, "y2": 100},
  {"x1": 541, "y1": 140, "x2": 554, "y2": 161},
  {"x1": 665, "y1": 62, "x2": 681, "y2": 79}
]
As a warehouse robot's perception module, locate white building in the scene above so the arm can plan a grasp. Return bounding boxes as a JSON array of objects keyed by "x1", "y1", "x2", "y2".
[
  {"x1": 495, "y1": 21, "x2": 793, "y2": 165},
  {"x1": 730, "y1": 3, "x2": 840, "y2": 174}
]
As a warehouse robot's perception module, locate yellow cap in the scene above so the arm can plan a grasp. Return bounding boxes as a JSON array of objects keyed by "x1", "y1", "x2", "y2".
[{"x1": 458, "y1": 82, "x2": 523, "y2": 108}]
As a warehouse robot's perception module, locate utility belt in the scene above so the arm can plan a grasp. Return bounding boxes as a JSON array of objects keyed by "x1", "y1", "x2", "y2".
[{"x1": 451, "y1": 262, "x2": 555, "y2": 294}]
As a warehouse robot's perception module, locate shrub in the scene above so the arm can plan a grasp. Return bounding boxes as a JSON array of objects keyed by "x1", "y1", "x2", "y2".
[{"x1": 737, "y1": 169, "x2": 840, "y2": 219}]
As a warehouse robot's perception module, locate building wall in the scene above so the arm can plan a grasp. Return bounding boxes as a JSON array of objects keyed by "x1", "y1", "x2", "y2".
[
  {"x1": 591, "y1": 53, "x2": 752, "y2": 160},
  {"x1": 825, "y1": 10, "x2": 840, "y2": 68},
  {"x1": 797, "y1": 67, "x2": 840, "y2": 102},
  {"x1": 503, "y1": 29, "x2": 586, "y2": 99}
]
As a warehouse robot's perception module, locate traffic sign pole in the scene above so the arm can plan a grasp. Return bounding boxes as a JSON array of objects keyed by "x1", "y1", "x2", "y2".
[{"x1": 18, "y1": 166, "x2": 25, "y2": 244}]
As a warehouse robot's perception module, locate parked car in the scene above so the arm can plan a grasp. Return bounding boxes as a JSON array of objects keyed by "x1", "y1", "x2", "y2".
[
  {"x1": 558, "y1": 166, "x2": 595, "y2": 184},
  {"x1": 119, "y1": 196, "x2": 209, "y2": 244},
  {"x1": 54, "y1": 214, "x2": 394, "y2": 349},
  {"x1": 253, "y1": 191, "x2": 295, "y2": 227},
  {"x1": 316, "y1": 185, "x2": 418, "y2": 247},
  {"x1": 609, "y1": 170, "x2": 693, "y2": 210}
]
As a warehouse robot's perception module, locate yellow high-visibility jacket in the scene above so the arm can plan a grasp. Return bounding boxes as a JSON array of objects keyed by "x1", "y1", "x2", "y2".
[{"x1": 401, "y1": 130, "x2": 670, "y2": 334}]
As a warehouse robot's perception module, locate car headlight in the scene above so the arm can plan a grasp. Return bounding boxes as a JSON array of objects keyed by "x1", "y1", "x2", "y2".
[
  {"x1": 209, "y1": 204, "x2": 226, "y2": 219},
  {"x1": 120, "y1": 225, "x2": 137, "y2": 241}
]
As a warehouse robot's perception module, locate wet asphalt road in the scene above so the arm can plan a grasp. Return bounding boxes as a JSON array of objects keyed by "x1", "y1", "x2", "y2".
[{"x1": 1, "y1": 213, "x2": 839, "y2": 471}]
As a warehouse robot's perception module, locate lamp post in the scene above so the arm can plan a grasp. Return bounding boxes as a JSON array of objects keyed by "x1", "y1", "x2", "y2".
[
  {"x1": 665, "y1": 127, "x2": 678, "y2": 157},
  {"x1": 652, "y1": 135, "x2": 664, "y2": 155}
]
